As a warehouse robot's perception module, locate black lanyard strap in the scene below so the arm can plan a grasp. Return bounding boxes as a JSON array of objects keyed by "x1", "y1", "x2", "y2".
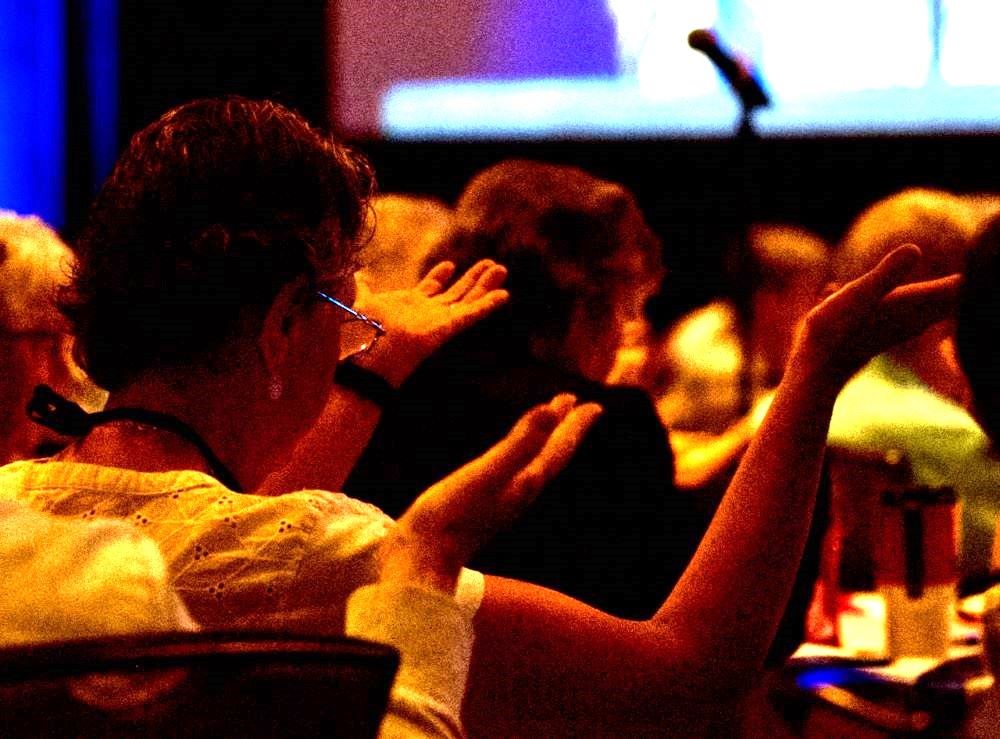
[{"x1": 27, "y1": 384, "x2": 244, "y2": 493}]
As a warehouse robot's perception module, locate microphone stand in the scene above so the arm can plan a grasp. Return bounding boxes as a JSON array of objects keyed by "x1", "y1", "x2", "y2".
[
  {"x1": 732, "y1": 99, "x2": 763, "y2": 417},
  {"x1": 688, "y1": 28, "x2": 770, "y2": 416}
]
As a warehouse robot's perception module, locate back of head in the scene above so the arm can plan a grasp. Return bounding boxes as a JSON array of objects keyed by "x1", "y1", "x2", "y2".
[
  {"x1": 745, "y1": 223, "x2": 831, "y2": 378},
  {"x1": 360, "y1": 194, "x2": 452, "y2": 293},
  {"x1": 836, "y1": 187, "x2": 976, "y2": 283},
  {"x1": 439, "y1": 159, "x2": 662, "y2": 348},
  {"x1": 62, "y1": 97, "x2": 374, "y2": 391},
  {"x1": 963, "y1": 192, "x2": 1000, "y2": 230},
  {"x1": 748, "y1": 223, "x2": 829, "y2": 290},
  {"x1": 958, "y1": 213, "x2": 1000, "y2": 441}
]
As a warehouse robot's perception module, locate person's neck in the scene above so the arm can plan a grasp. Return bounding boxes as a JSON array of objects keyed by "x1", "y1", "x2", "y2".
[{"x1": 60, "y1": 366, "x2": 274, "y2": 490}]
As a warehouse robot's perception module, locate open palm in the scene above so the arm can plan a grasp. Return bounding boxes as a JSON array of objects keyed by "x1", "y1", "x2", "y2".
[
  {"x1": 378, "y1": 394, "x2": 603, "y2": 594},
  {"x1": 352, "y1": 260, "x2": 509, "y2": 386},
  {"x1": 796, "y1": 244, "x2": 961, "y2": 386}
]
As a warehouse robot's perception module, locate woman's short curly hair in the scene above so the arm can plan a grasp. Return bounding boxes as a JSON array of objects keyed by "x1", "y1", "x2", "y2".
[{"x1": 61, "y1": 97, "x2": 374, "y2": 390}]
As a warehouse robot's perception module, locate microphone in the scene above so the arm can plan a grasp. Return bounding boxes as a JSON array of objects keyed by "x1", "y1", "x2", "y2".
[{"x1": 688, "y1": 28, "x2": 769, "y2": 111}]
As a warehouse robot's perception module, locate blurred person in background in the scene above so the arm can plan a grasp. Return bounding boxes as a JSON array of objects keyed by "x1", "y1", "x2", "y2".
[
  {"x1": 963, "y1": 192, "x2": 1000, "y2": 231},
  {"x1": 618, "y1": 223, "x2": 831, "y2": 492},
  {"x1": 356, "y1": 194, "x2": 454, "y2": 294},
  {"x1": 0, "y1": 212, "x2": 107, "y2": 464},
  {"x1": 827, "y1": 187, "x2": 999, "y2": 585}
]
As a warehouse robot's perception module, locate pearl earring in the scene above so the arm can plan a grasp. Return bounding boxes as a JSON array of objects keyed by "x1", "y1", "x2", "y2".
[{"x1": 268, "y1": 375, "x2": 283, "y2": 401}]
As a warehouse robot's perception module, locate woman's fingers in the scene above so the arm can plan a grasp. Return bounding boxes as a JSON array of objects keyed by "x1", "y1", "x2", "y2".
[
  {"x1": 503, "y1": 402, "x2": 603, "y2": 513},
  {"x1": 417, "y1": 260, "x2": 508, "y2": 302},
  {"x1": 408, "y1": 394, "x2": 580, "y2": 538},
  {"x1": 820, "y1": 243, "x2": 920, "y2": 315},
  {"x1": 801, "y1": 244, "x2": 961, "y2": 381},
  {"x1": 416, "y1": 261, "x2": 457, "y2": 296},
  {"x1": 390, "y1": 395, "x2": 602, "y2": 590},
  {"x1": 857, "y1": 243, "x2": 922, "y2": 297},
  {"x1": 438, "y1": 259, "x2": 497, "y2": 302},
  {"x1": 426, "y1": 394, "x2": 578, "y2": 509},
  {"x1": 443, "y1": 289, "x2": 510, "y2": 336},
  {"x1": 871, "y1": 273, "x2": 961, "y2": 343},
  {"x1": 462, "y1": 263, "x2": 509, "y2": 302}
]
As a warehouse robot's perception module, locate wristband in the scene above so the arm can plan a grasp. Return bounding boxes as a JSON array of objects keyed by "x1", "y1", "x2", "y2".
[{"x1": 335, "y1": 361, "x2": 397, "y2": 408}]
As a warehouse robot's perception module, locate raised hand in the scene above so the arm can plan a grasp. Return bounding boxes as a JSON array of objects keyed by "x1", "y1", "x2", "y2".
[
  {"x1": 377, "y1": 395, "x2": 603, "y2": 594},
  {"x1": 793, "y1": 244, "x2": 961, "y2": 387},
  {"x1": 351, "y1": 259, "x2": 509, "y2": 386}
]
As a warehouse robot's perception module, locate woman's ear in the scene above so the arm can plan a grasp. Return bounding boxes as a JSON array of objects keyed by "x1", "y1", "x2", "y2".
[{"x1": 257, "y1": 276, "x2": 311, "y2": 377}]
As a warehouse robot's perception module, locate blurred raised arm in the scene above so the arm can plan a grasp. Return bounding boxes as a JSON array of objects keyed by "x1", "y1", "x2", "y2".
[{"x1": 463, "y1": 245, "x2": 962, "y2": 735}]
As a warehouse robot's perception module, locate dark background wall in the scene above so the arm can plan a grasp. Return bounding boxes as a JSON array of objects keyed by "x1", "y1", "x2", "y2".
[{"x1": 108, "y1": 1, "x2": 1000, "y2": 316}]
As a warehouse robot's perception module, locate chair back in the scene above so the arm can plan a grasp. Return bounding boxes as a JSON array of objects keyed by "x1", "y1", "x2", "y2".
[{"x1": 0, "y1": 631, "x2": 399, "y2": 738}]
